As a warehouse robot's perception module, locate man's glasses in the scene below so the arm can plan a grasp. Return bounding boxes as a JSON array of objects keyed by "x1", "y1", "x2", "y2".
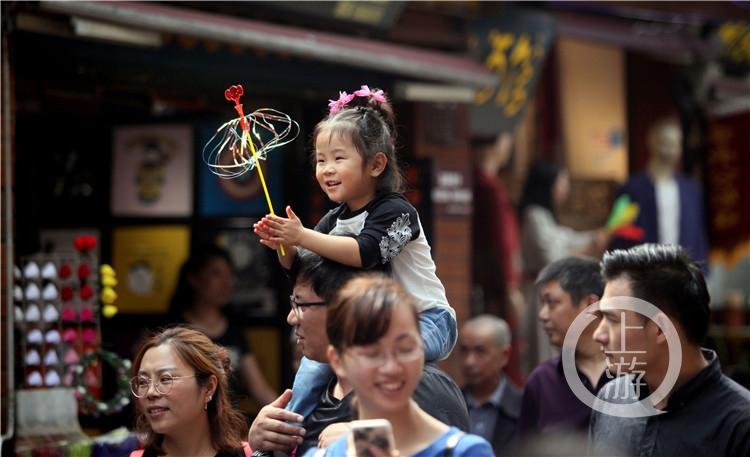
[
  {"x1": 289, "y1": 294, "x2": 327, "y2": 319},
  {"x1": 130, "y1": 373, "x2": 200, "y2": 398}
]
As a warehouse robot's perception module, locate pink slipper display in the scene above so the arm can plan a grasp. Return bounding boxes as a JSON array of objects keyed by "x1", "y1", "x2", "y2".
[
  {"x1": 61, "y1": 306, "x2": 77, "y2": 322},
  {"x1": 63, "y1": 328, "x2": 78, "y2": 343},
  {"x1": 82, "y1": 328, "x2": 97, "y2": 344},
  {"x1": 79, "y1": 307, "x2": 95, "y2": 322},
  {"x1": 63, "y1": 348, "x2": 80, "y2": 365}
]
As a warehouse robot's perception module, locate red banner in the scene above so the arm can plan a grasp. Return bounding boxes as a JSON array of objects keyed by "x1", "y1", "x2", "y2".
[{"x1": 707, "y1": 111, "x2": 750, "y2": 265}]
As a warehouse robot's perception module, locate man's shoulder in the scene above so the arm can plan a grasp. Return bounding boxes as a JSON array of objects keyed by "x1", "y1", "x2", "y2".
[
  {"x1": 419, "y1": 364, "x2": 464, "y2": 400},
  {"x1": 506, "y1": 380, "x2": 523, "y2": 399},
  {"x1": 416, "y1": 364, "x2": 470, "y2": 431},
  {"x1": 502, "y1": 381, "x2": 524, "y2": 419},
  {"x1": 715, "y1": 374, "x2": 750, "y2": 417}
]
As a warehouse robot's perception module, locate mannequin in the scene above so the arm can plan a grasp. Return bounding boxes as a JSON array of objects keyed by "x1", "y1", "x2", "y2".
[{"x1": 611, "y1": 117, "x2": 709, "y2": 270}]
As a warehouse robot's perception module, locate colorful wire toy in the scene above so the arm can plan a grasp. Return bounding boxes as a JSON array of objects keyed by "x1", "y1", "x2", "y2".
[{"x1": 203, "y1": 84, "x2": 299, "y2": 255}]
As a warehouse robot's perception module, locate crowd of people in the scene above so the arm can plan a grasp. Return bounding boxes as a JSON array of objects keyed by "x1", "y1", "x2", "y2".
[{"x1": 125, "y1": 87, "x2": 748, "y2": 456}]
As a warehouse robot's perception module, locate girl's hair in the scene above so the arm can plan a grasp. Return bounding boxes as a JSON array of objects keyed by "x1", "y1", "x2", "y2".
[
  {"x1": 131, "y1": 325, "x2": 248, "y2": 455},
  {"x1": 313, "y1": 88, "x2": 405, "y2": 194},
  {"x1": 167, "y1": 244, "x2": 233, "y2": 319},
  {"x1": 327, "y1": 274, "x2": 420, "y2": 352},
  {"x1": 519, "y1": 160, "x2": 563, "y2": 214}
]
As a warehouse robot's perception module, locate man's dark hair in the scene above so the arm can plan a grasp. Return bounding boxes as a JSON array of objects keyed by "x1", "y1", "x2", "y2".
[
  {"x1": 601, "y1": 244, "x2": 710, "y2": 345},
  {"x1": 535, "y1": 256, "x2": 604, "y2": 305},
  {"x1": 289, "y1": 248, "x2": 359, "y2": 302}
]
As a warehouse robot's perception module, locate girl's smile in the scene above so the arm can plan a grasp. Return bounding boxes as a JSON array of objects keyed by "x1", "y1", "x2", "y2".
[{"x1": 314, "y1": 128, "x2": 379, "y2": 212}]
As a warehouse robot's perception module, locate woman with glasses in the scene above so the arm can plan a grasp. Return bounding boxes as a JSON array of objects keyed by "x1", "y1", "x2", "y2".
[
  {"x1": 309, "y1": 275, "x2": 492, "y2": 456},
  {"x1": 129, "y1": 326, "x2": 252, "y2": 457}
]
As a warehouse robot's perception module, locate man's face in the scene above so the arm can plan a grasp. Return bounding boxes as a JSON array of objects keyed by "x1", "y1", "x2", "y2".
[
  {"x1": 538, "y1": 280, "x2": 584, "y2": 348},
  {"x1": 593, "y1": 276, "x2": 652, "y2": 375},
  {"x1": 287, "y1": 280, "x2": 329, "y2": 362},
  {"x1": 459, "y1": 324, "x2": 508, "y2": 390}
]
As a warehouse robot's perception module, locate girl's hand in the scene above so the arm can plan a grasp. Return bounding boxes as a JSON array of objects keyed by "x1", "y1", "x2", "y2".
[
  {"x1": 264, "y1": 206, "x2": 306, "y2": 246},
  {"x1": 253, "y1": 219, "x2": 282, "y2": 251}
]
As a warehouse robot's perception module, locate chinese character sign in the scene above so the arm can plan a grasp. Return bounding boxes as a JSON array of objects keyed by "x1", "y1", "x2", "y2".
[{"x1": 469, "y1": 12, "x2": 555, "y2": 136}]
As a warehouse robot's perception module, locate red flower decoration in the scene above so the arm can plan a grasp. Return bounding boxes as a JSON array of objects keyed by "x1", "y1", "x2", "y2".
[
  {"x1": 74, "y1": 235, "x2": 97, "y2": 253},
  {"x1": 78, "y1": 263, "x2": 91, "y2": 280},
  {"x1": 61, "y1": 286, "x2": 74, "y2": 302},
  {"x1": 224, "y1": 84, "x2": 244, "y2": 104},
  {"x1": 58, "y1": 264, "x2": 72, "y2": 279},
  {"x1": 80, "y1": 284, "x2": 94, "y2": 300}
]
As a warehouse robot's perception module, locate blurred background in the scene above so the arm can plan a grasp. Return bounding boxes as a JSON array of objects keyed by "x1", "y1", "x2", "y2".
[{"x1": 1, "y1": 1, "x2": 749, "y2": 454}]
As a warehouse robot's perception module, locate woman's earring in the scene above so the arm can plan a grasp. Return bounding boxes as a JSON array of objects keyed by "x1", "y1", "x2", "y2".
[{"x1": 204, "y1": 396, "x2": 212, "y2": 411}]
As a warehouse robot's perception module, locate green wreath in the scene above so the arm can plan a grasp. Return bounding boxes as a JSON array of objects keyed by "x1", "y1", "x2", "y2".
[{"x1": 74, "y1": 349, "x2": 132, "y2": 416}]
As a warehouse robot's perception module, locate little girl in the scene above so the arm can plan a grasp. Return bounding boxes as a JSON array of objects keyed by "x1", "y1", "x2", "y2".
[{"x1": 254, "y1": 85, "x2": 456, "y2": 419}]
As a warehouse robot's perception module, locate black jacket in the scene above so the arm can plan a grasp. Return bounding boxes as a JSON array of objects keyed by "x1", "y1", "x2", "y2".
[{"x1": 464, "y1": 380, "x2": 523, "y2": 456}]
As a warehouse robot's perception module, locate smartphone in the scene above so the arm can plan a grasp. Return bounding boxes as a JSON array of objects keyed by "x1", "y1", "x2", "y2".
[{"x1": 349, "y1": 418, "x2": 395, "y2": 457}]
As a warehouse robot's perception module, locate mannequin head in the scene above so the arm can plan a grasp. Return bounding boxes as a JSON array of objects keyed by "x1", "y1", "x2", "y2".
[{"x1": 647, "y1": 117, "x2": 682, "y2": 170}]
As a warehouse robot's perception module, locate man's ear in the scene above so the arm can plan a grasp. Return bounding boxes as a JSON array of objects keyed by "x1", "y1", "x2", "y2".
[
  {"x1": 498, "y1": 344, "x2": 512, "y2": 371},
  {"x1": 327, "y1": 345, "x2": 346, "y2": 378},
  {"x1": 581, "y1": 293, "x2": 600, "y2": 308},
  {"x1": 369, "y1": 152, "x2": 387, "y2": 178},
  {"x1": 652, "y1": 312, "x2": 670, "y2": 346}
]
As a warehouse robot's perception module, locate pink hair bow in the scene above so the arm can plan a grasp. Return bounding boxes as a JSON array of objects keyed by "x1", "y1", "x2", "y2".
[
  {"x1": 353, "y1": 85, "x2": 387, "y2": 103},
  {"x1": 328, "y1": 91, "x2": 355, "y2": 115}
]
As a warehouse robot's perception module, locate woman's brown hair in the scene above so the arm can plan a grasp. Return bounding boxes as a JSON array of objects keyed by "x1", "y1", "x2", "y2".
[{"x1": 131, "y1": 325, "x2": 248, "y2": 455}]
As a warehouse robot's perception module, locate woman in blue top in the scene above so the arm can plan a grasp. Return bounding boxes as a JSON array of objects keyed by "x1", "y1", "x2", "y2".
[{"x1": 305, "y1": 275, "x2": 491, "y2": 457}]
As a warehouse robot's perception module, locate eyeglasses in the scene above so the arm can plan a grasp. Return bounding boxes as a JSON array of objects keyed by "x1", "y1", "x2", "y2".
[
  {"x1": 289, "y1": 294, "x2": 327, "y2": 319},
  {"x1": 130, "y1": 373, "x2": 200, "y2": 398},
  {"x1": 348, "y1": 342, "x2": 424, "y2": 369}
]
